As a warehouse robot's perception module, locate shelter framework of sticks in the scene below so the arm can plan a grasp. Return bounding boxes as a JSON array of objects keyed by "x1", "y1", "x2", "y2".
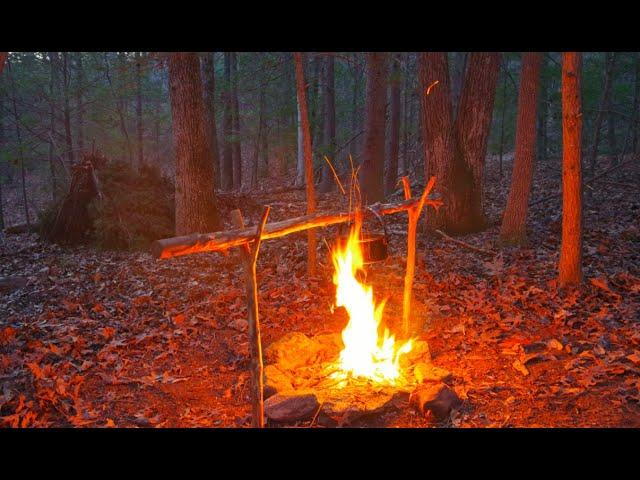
[{"x1": 151, "y1": 176, "x2": 442, "y2": 427}]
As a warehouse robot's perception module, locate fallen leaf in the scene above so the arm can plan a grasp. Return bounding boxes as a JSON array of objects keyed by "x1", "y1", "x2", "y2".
[{"x1": 512, "y1": 359, "x2": 529, "y2": 376}]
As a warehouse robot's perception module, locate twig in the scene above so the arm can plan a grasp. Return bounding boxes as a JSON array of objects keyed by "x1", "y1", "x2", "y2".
[{"x1": 434, "y1": 229, "x2": 496, "y2": 257}]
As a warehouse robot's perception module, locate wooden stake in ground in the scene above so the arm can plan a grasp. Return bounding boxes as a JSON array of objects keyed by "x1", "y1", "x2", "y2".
[
  {"x1": 558, "y1": 52, "x2": 583, "y2": 287},
  {"x1": 231, "y1": 206, "x2": 271, "y2": 428},
  {"x1": 401, "y1": 175, "x2": 437, "y2": 337},
  {"x1": 293, "y1": 52, "x2": 317, "y2": 276}
]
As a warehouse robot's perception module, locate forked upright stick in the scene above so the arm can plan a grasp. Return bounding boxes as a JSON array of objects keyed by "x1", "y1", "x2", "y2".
[
  {"x1": 401, "y1": 176, "x2": 437, "y2": 337},
  {"x1": 231, "y1": 206, "x2": 271, "y2": 428}
]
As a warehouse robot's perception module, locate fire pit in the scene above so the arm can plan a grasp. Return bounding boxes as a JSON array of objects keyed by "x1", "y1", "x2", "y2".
[
  {"x1": 263, "y1": 220, "x2": 458, "y2": 426},
  {"x1": 152, "y1": 176, "x2": 457, "y2": 427}
]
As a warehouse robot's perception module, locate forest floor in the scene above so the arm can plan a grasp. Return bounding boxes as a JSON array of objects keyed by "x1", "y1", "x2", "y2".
[{"x1": 1, "y1": 155, "x2": 639, "y2": 428}]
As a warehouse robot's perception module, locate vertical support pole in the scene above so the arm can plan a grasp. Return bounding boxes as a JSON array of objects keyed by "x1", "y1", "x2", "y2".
[
  {"x1": 231, "y1": 206, "x2": 271, "y2": 428},
  {"x1": 401, "y1": 177, "x2": 416, "y2": 337},
  {"x1": 401, "y1": 176, "x2": 437, "y2": 337}
]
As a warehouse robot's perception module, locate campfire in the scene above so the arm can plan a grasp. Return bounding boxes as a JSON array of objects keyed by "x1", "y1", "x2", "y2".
[
  {"x1": 153, "y1": 176, "x2": 459, "y2": 426},
  {"x1": 328, "y1": 217, "x2": 414, "y2": 387},
  {"x1": 261, "y1": 217, "x2": 457, "y2": 426}
]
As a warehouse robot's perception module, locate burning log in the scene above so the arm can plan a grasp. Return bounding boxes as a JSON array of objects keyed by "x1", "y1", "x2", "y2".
[
  {"x1": 151, "y1": 186, "x2": 442, "y2": 260},
  {"x1": 231, "y1": 207, "x2": 271, "y2": 428}
]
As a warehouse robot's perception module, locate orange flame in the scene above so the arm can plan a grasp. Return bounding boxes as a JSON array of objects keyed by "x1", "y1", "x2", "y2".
[{"x1": 330, "y1": 219, "x2": 413, "y2": 385}]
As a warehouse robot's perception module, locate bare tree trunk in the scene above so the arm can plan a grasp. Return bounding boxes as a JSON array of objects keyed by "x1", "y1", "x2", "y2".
[
  {"x1": 221, "y1": 52, "x2": 233, "y2": 190},
  {"x1": 632, "y1": 52, "x2": 640, "y2": 154},
  {"x1": 48, "y1": 52, "x2": 58, "y2": 199},
  {"x1": 350, "y1": 56, "x2": 362, "y2": 161},
  {"x1": 293, "y1": 52, "x2": 317, "y2": 276},
  {"x1": 202, "y1": 52, "x2": 220, "y2": 189},
  {"x1": 74, "y1": 52, "x2": 85, "y2": 155},
  {"x1": 310, "y1": 53, "x2": 322, "y2": 150},
  {"x1": 318, "y1": 54, "x2": 336, "y2": 192},
  {"x1": 420, "y1": 52, "x2": 500, "y2": 234},
  {"x1": 359, "y1": 52, "x2": 388, "y2": 205},
  {"x1": 401, "y1": 53, "x2": 411, "y2": 176},
  {"x1": 452, "y1": 52, "x2": 501, "y2": 233},
  {"x1": 259, "y1": 88, "x2": 269, "y2": 177},
  {"x1": 0, "y1": 69, "x2": 4, "y2": 230},
  {"x1": 103, "y1": 53, "x2": 133, "y2": 165},
  {"x1": 385, "y1": 53, "x2": 402, "y2": 196},
  {"x1": 168, "y1": 53, "x2": 221, "y2": 235},
  {"x1": 135, "y1": 51, "x2": 144, "y2": 169},
  {"x1": 558, "y1": 52, "x2": 583, "y2": 288},
  {"x1": 252, "y1": 80, "x2": 265, "y2": 188},
  {"x1": 61, "y1": 52, "x2": 75, "y2": 165},
  {"x1": 497, "y1": 57, "x2": 509, "y2": 177},
  {"x1": 420, "y1": 52, "x2": 457, "y2": 229},
  {"x1": 500, "y1": 52, "x2": 542, "y2": 245},
  {"x1": 606, "y1": 53, "x2": 618, "y2": 156},
  {"x1": 231, "y1": 52, "x2": 242, "y2": 190},
  {"x1": 295, "y1": 89, "x2": 305, "y2": 187},
  {"x1": 588, "y1": 52, "x2": 616, "y2": 175},
  {"x1": 537, "y1": 54, "x2": 549, "y2": 163},
  {"x1": 7, "y1": 60, "x2": 31, "y2": 228}
]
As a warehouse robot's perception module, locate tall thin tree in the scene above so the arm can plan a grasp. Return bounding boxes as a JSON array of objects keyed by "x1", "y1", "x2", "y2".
[
  {"x1": 221, "y1": 52, "x2": 233, "y2": 190},
  {"x1": 231, "y1": 52, "x2": 242, "y2": 189},
  {"x1": 385, "y1": 53, "x2": 402, "y2": 196},
  {"x1": 500, "y1": 52, "x2": 543, "y2": 245},
  {"x1": 558, "y1": 52, "x2": 583, "y2": 288},
  {"x1": 318, "y1": 54, "x2": 336, "y2": 193},
  {"x1": 293, "y1": 52, "x2": 317, "y2": 276},
  {"x1": 202, "y1": 52, "x2": 220, "y2": 188}
]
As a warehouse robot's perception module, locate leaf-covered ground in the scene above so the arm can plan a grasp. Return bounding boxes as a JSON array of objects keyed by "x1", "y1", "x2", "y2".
[{"x1": 1, "y1": 156, "x2": 639, "y2": 427}]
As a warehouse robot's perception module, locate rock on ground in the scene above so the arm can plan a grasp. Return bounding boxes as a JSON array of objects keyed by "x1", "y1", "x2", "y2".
[{"x1": 264, "y1": 392, "x2": 319, "y2": 423}]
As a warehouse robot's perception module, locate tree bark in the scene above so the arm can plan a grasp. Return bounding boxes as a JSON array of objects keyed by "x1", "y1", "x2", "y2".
[
  {"x1": 420, "y1": 52, "x2": 500, "y2": 234},
  {"x1": 350, "y1": 56, "x2": 362, "y2": 162},
  {"x1": 385, "y1": 54, "x2": 402, "y2": 196},
  {"x1": 221, "y1": 52, "x2": 234, "y2": 190},
  {"x1": 7, "y1": 60, "x2": 31, "y2": 229},
  {"x1": 135, "y1": 52, "x2": 144, "y2": 168},
  {"x1": 318, "y1": 54, "x2": 336, "y2": 193},
  {"x1": 500, "y1": 52, "x2": 542, "y2": 245},
  {"x1": 168, "y1": 53, "x2": 221, "y2": 235},
  {"x1": 61, "y1": 52, "x2": 75, "y2": 165},
  {"x1": 450, "y1": 52, "x2": 468, "y2": 119},
  {"x1": 359, "y1": 52, "x2": 388, "y2": 205},
  {"x1": 632, "y1": 52, "x2": 640, "y2": 154},
  {"x1": 419, "y1": 52, "x2": 457, "y2": 229},
  {"x1": 293, "y1": 52, "x2": 317, "y2": 276},
  {"x1": 558, "y1": 52, "x2": 583, "y2": 288},
  {"x1": 588, "y1": 52, "x2": 616, "y2": 175},
  {"x1": 202, "y1": 52, "x2": 220, "y2": 189},
  {"x1": 74, "y1": 52, "x2": 85, "y2": 155},
  {"x1": 48, "y1": 52, "x2": 59, "y2": 199},
  {"x1": 536, "y1": 54, "x2": 549, "y2": 163},
  {"x1": 497, "y1": 58, "x2": 508, "y2": 177},
  {"x1": 453, "y1": 52, "x2": 501, "y2": 233},
  {"x1": 231, "y1": 52, "x2": 242, "y2": 190}
]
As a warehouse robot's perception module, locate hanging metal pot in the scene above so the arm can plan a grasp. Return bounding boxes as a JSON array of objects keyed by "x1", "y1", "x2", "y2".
[{"x1": 336, "y1": 207, "x2": 389, "y2": 264}]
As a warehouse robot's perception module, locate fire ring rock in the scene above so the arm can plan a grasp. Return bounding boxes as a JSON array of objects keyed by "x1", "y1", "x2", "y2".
[
  {"x1": 264, "y1": 392, "x2": 320, "y2": 423},
  {"x1": 410, "y1": 383, "x2": 462, "y2": 420}
]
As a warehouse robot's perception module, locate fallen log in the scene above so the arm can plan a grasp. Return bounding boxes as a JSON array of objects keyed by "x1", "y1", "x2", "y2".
[{"x1": 151, "y1": 195, "x2": 443, "y2": 259}]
